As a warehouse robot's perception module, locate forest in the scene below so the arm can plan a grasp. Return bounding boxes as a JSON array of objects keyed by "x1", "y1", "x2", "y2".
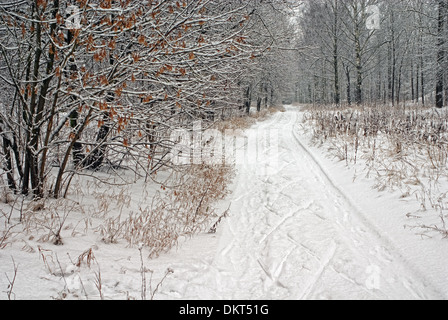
[
  {"x1": 1, "y1": 0, "x2": 448, "y2": 301},
  {"x1": 0, "y1": 0, "x2": 447, "y2": 200},
  {"x1": 0, "y1": 0, "x2": 298, "y2": 201},
  {"x1": 296, "y1": 0, "x2": 447, "y2": 108}
]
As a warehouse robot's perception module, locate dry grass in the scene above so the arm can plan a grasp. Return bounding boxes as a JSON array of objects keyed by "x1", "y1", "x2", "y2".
[
  {"x1": 97, "y1": 164, "x2": 234, "y2": 258},
  {"x1": 215, "y1": 106, "x2": 285, "y2": 133},
  {"x1": 215, "y1": 115, "x2": 257, "y2": 133},
  {"x1": 20, "y1": 198, "x2": 84, "y2": 245},
  {"x1": 47, "y1": 159, "x2": 231, "y2": 258},
  {"x1": 303, "y1": 104, "x2": 448, "y2": 238},
  {"x1": 4, "y1": 257, "x2": 18, "y2": 300},
  {"x1": 0, "y1": 108, "x2": 256, "y2": 299}
]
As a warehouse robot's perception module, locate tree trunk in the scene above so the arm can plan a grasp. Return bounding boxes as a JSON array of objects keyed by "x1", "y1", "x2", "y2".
[
  {"x1": 2, "y1": 136, "x2": 17, "y2": 192},
  {"x1": 257, "y1": 96, "x2": 262, "y2": 112},
  {"x1": 83, "y1": 115, "x2": 111, "y2": 171},
  {"x1": 411, "y1": 63, "x2": 415, "y2": 103},
  {"x1": 244, "y1": 85, "x2": 252, "y2": 114},
  {"x1": 333, "y1": 0, "x2": 341, "y2": 106},
  {"x1": 53, "y1": 109, "x2": 93, "y2": 198},
  {"x1": 353, "y1": 4, "x2": 363, "y2": 105},
  {"x1": 345, "y1": 65, "x2": 352, "y2": 106},
  {"x1": 436, "y1": 0, "x2": 446, "y2": 108}
]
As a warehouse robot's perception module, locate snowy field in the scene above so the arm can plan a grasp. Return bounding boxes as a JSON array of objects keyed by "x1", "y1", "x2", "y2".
[{"x1": 1, "y1": 106, "x2": 448, "y2": 300}]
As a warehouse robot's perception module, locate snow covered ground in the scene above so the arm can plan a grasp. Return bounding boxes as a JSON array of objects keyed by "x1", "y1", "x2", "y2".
[
  {"x1": 156, "y1": 106, "x2": 448, "y2": 300},
  {"x1": 1, "y1": 106, "x2": 448, "y2": 300}
]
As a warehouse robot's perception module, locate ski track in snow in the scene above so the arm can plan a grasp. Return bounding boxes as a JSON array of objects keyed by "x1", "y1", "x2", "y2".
[{"x1": 159, "y1": 107, "x2": 445, "y2": 300}]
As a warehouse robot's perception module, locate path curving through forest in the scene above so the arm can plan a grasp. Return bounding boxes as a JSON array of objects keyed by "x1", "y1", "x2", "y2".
[{"x1": 160, "y1": 106, "x2": 445, "y2": 300}]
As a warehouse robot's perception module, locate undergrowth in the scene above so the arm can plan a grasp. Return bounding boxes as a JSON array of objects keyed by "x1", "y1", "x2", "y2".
[
  {"x1": 98, "y1": 164, "x2": 234, "y2": 258},
  {"x1": 303, "y1": 104, "x2": 448, "y2": 239},
  {"x1": 0, "y1": 107, "x2": 279, "y2": 299}
]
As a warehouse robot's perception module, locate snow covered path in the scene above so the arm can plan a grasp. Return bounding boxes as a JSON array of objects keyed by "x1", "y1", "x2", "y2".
[{"x1": 160, "y1": 107, "x2": 446, "y2": 300}]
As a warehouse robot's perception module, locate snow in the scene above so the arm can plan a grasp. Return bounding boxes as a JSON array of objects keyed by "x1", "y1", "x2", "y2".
[{"x1": 1, "y1": 106, "x2": 448, "y2": 300}]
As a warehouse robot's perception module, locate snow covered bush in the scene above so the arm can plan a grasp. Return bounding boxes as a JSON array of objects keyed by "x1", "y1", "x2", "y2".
[
  {"x1": 304, "y1": 104, "x2": 448, "y2": 238},
  {"x1": 97, "y1": 164, "x2": 234, "y2": 258},
  {"x1": 0, "y1": 0, "x2": 275, "y2": 199}
]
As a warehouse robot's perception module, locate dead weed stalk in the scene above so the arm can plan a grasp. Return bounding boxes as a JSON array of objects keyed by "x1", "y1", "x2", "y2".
[{"x1": 304, "y1": 104, "x2": 448, "y2": 238}]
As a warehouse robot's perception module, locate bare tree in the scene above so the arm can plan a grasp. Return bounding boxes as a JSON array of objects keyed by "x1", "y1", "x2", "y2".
[
  {"x1": 1, "y1": 0, "x2": 288, "y2": 199},
  {"x1": 436, "y1": 0, "x2": 447, "y2": 108},
  {"x1": 296, "y1": 0, "x2": 448, "y2": 108}
]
